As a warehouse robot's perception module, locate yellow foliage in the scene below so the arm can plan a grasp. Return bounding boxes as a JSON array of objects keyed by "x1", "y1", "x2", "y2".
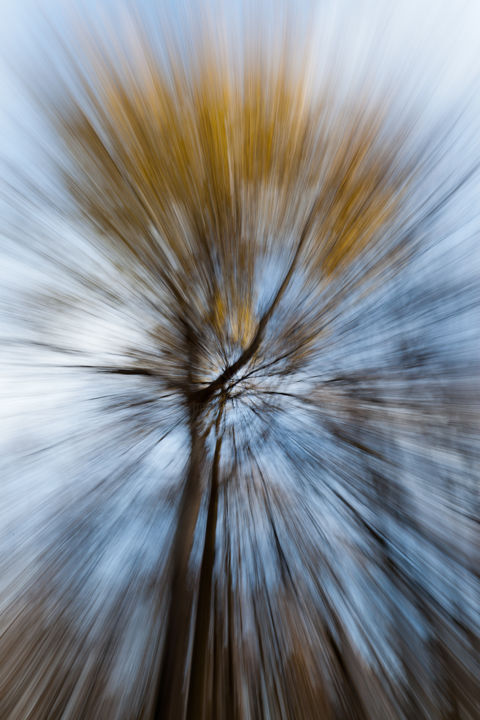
[{"x1": 54, "y1": 14, "x2": 411, "y2": 351}]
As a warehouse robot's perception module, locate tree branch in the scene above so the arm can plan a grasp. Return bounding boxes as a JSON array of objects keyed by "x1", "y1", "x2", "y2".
[{"x1": 191, "y1": 201, "x2": 318, "y2": 403}]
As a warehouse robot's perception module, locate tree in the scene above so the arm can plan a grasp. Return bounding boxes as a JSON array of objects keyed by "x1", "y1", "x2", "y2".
[
  {"x1": 50, "y1": 14, "x2": 416, "y2": 718},
  {"x1": 2, "y1": 5, "x2": 479, "y2": 720}
]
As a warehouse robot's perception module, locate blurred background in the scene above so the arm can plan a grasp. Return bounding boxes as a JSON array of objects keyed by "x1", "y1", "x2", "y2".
[{"x1": 1, "y1": 1, "x2": 479, "y2": 719}]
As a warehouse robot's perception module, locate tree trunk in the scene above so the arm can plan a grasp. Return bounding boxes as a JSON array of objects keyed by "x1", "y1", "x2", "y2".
[
  {"x1": 153, "y1": 410, "x2": 206, "y2": 720},
  {"x1": 186, "y1": 428, "x2": 223, "y2": 719}
]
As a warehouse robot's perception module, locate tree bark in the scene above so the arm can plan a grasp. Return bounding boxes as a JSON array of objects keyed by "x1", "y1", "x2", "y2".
[
  {"x1": 153, "y1": 410, "x2": 206, "y2": 720},
  {"x1": 186, "y1": 413, "x2": 224, "y2": 720}
]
